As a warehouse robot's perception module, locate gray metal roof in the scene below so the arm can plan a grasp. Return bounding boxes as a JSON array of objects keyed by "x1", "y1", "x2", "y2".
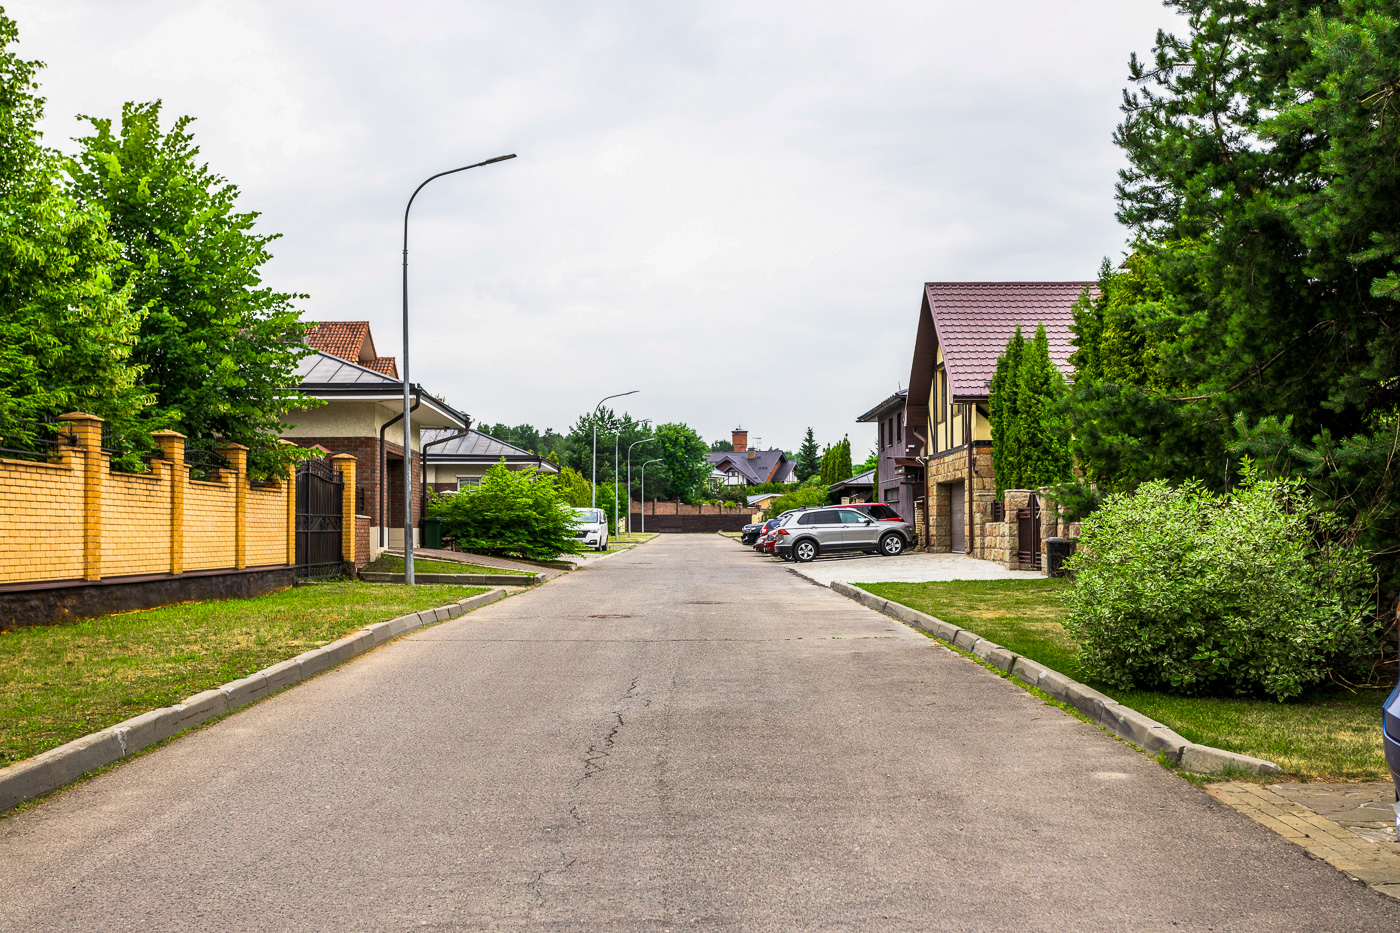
[
  {"x1": 829, "y1": 468, "x2": 875, "y2": 491},
  {"x1": 856, "y1": 389, "x2": 908, "y2": 423},
  {"x1": 422, "y1": 428, "x2": 560, "y2": 472},
  {"x1": 296, "y1": 350, "x2": 399, "y2": 385}
]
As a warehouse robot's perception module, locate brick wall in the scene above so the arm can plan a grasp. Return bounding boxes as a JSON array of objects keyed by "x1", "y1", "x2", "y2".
[
  {"x1": 354, "y1": 515, "x2": 370, "y2": 569},
  {"x1": 633, "y1": 500, "x2": 750, "y2": 516},
  {"x1": 0, "y1": 413, "x2": 331, "y2": 591}
]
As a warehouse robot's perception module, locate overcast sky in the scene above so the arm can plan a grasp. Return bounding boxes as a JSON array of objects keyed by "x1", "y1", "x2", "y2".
[{"x1": 10, "y1": 0, "x2": 1182, "y2": 454}]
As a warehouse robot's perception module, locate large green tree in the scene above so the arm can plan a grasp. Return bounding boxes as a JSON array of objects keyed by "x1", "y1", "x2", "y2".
[
  {"x1": 66, "y1": 101, "x2": 310, "y2": 474},
  {"x1": 0, "y1": 11, "x2": 147, "y2": 444},
  {"x1": 1015, "y1": 326, "x2": 1073, "y2": 489},
  {"x1": 650, "y1": 422, "x2": 710, "y2": 501}
]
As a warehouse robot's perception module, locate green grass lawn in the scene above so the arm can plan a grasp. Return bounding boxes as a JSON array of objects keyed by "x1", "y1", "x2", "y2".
[
  {"x1": 858, "y1": 580, "x2": 1391, "y2": 782},
  {"x1": 363, "y1": 554, "x2": 529, "y2": 576},
  {"x1": 0, "y1": 581, "x2": 487, "y2": 766}
]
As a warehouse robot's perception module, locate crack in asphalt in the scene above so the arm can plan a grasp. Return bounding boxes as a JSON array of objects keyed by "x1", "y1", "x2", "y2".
[{"x1": 527, "y1": 676, "x2": 643, "y2": 917}]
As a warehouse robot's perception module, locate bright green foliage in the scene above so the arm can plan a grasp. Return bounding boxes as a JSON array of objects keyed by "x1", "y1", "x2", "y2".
[
  {"x1": 988, "y1": 328, "x2": 1024, "y2": 497},
  {"x1": 554, "y1": 466, "x2": 592, "y2": 507},
  {"x1": 479, "y1": 422, "x2": 566, "y2": 461},
  {"x1": 66, "y1": 102, "x2": 310, "y2": 476},
  {"x1": 595, "y1": 482, "x2": 625, "y2": 533},
  {"x1": 1015, "y1": 326, "x2": 1073, "y2": 489},
  {"x1": 762, "y1": 483, "x2": 830, "y2": 520},
  {"x1": 857, "y1": 447, "x2": 878, "y2": 473},
  {"x1": 1063, "y1": 464, "x2": 1381, "y2": 700},
  {"x1": 793, "y1": 427, "x2": 822, "y2": 482},
  {"x1": 989, "y1": 326, "x2": 1071, "y2": 495},
  {"x1": 709, "y1": 438, "x2": 734, "y2": 452},
  {"x1": 649, "y1": 422, "x2": 710, "y2": 501},
  {"x1": 0, "y1": 12, "x2": 148, "y2": 442},
  {"x1": 427, "y1": 462, "x2": 584, "y2": 560},
  {"x1": 819, "y1": 436, "x2": 853, "y2": 484}
]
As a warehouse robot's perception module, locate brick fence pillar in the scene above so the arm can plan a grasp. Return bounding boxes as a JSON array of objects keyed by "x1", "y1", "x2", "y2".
[
  {"x1": 286, "y1": 459, "x2": 297, "y2": 567},
  {"x1": 59, "y1": 412, "x2": 104, "y2": 581},
  {"x1": 152, "y1": 430, "x2": 186, "y2": 574},
  {"x1": 220, "y1": 443, "x2": 249, "y2": 570},
  {"x1": 331, "y1": 454, "x2": 357, "y2": 568}
]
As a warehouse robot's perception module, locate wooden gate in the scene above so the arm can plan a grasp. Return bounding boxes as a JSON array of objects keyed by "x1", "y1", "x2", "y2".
[
  {"x1": 1016, "y1": 494, "x2": 1041, "y2": 570},
  {"x1": 295, "y1": 459, "x2": 344, "y2": 579}
]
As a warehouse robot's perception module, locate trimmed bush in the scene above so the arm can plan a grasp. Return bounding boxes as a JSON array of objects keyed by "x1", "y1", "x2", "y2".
[
  {"x1": 427, "y1": 462, "x2": 584, "y2": 561},
  {"x1": 1062, "y1": 465, "x2": 1380, "y2": 700}
]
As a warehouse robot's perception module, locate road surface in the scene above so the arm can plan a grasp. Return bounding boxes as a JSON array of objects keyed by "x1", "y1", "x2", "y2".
[{"x1": 2, "y1": 535, "x2": 1396, "y2": 931}]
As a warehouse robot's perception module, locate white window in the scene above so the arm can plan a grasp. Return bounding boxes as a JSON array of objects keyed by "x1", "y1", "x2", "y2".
[{"x1": 456, "y1": 475, "x2": 481, "y2": 491}]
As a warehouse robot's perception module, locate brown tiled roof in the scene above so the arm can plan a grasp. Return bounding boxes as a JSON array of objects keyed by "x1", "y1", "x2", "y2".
[
  {"x1": 926, "y1": 282, "x2": 1092, "y2": 399},
  {"x1": 304, "y1": 321, "x2": 370, "y2": 363},
  {"x1": 362, "y1": 357, "x2": 399, "y2": 378}
]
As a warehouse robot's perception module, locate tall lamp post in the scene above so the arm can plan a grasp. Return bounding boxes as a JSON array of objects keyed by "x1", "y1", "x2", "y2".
[
  {"x1": 591, "y1": 390, "x2": 637, "y2": 509},
  {"x1": 624, "y1": 428, "x2": 654, "y2": 536},
  {"x1": 640, "y1": 458, "x2": 663, "y2": 535},
  {"x1": 401, "y1": 153, "x2": 516, "y2": 584}
]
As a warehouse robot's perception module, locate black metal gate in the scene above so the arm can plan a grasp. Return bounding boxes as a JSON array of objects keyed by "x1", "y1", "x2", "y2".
[
  {"x1": 295, "y1": 459, "x2": 344, "y2": 579},
  {"x1": 1016, "y1": 494, "x2": 1042, "y2": 570}
]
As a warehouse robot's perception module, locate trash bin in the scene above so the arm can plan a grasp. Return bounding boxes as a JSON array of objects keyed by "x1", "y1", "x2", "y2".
[
  {"x1": 1044, "y1": 537, "x2": 1074, "y2": 578},
  {"x1": 421, "y1": 517, "x2": 442, "y2": 550}
]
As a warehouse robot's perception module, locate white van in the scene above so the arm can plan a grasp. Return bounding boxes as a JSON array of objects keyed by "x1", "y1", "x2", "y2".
[{"x1": 570, "y1": 507, "x2": 609, "y2": 551}]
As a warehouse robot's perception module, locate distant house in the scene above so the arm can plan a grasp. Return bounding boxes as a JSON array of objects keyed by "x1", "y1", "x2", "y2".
[
  {"x1": 856, "y1": 389, "x2": 913, "y2": 521},
  {"x1": 708, "y1": 428, "x2": 795, "y2": 487},
  {"x1": 422, "y1": 428, "x2": 559, "y2": 493},
  {"x1": 281, "y1": 322, "x2": 467, "y2": 556},
  {"x1": 894, "y1": 282, "x2": 1086, "y2": 554},
  {"x1": 746, "y1": 491, "x2": 784, "y2": 511}
]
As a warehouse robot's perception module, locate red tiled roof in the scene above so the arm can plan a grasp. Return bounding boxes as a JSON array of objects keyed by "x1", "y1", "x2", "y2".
[
  {"x1": 363, "y1": 357, "x2": 399, "y2": 378},
  {"x1": 926, "y1": 282, "x2": 1092, "y2": 399},
  {"x1": 304, "y1": 322, "x2": 370, "y2": 363}
]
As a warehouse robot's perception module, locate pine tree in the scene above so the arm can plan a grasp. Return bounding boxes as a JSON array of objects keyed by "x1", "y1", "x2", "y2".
[
  {"x1": 989, "y1": 326, "x2": 1025, "y2": 496},
  {"x1": 794, "y1": 427, "x2": 821, "y2": 482},
  {"x1": 835, "y1": 435, "x2": 853, "y2": 481}
]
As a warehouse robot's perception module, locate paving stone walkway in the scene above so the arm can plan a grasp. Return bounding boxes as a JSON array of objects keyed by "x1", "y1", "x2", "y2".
[{"x1": 1208, "y1": 781, "x2": 1400, "y2": 901}]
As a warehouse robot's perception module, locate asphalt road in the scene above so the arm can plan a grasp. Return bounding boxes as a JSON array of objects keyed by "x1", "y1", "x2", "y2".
[{"x1": 2, "y1": 535, "x2": 1398, "y2": 931}]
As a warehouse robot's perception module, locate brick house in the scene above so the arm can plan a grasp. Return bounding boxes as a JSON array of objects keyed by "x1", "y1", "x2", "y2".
[
  {"x1": 281, "y1": 324, "x2": 467, "y2": 559},
  {"x1": 896, "y1": 282, "x2": 1088, "y2": 556},
  {"x1": 855, "y1": 389, "x2": 915, "y2": 522}
]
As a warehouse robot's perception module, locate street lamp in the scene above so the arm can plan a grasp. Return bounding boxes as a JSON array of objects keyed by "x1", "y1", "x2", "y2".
[
  {"x1": 640, "y1": 458, "x2": 663, "y2": 535},
  {"x1": 400, "y1": 153, "x2": 516, "y2": 585},
  {"x1": 591, "y1": 390, "x2": 638, "y2": 509},
  {"x1": 624, "y1": 428, "x2": 654, "y2": 536}
]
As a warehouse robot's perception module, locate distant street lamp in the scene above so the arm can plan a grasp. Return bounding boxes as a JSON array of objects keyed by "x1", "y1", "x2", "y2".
[
  {"x1": 400, "y1": 153, "x2": 516, "y2": 584},
  {"x1": 626, "y1": 431, "x2": 655, "y2": 536},
  {"x1": 640, "y1": 458, "x2": 663, "y2": 535},
  {"x1": 591, "y1": 390, "x2": 637, "y2": 509}
]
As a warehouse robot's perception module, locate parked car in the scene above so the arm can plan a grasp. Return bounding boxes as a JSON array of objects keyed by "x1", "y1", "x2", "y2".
[
  {"x1": 774, "y1": 505, "x2": 914, "y2": 563},
  {"x1": 740, "y1": 522, "x2": 764, "y2": 546},
  {"x1": 570, "y1": 507, "x2": 609, "y2": 551},
  {"x1": 845, "y1": 502, "x2": 904, "y2": 522},
  {"x1": 752, "y1": 518, "x2": 782, "y2": 552}
]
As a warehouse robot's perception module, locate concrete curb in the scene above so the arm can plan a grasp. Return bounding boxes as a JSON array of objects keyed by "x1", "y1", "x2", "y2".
[
  {"x1": 358, "y1": 571, "x2": 540, "y2": 586},
  {"x1": 0, "y1": 587, "x2": 509, "y2": 814},
  {"x1": 828, "y1": 582, "x2": 1281, "y2": 777}
]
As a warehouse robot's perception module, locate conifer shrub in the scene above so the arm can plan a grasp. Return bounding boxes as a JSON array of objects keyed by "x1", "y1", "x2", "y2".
[{"x1": 1063, "y1": 464, "x2": 1381, "y2": 700}]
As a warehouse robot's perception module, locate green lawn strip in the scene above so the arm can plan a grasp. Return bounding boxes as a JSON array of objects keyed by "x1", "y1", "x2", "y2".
[
  {"x1": 363, "y1": 554, "x2": 528, "y2": 576},
  {"x1": 856, "y1": 580, "x2": 1389, "y2": 782},
  {"x1": 0, "y1": 581, "x2": 487, "y2": 766}
]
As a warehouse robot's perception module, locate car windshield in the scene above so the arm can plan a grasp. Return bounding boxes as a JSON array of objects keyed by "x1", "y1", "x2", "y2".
[{"x1": 572, "y1": 508, "x2": 603, "y2": 525}]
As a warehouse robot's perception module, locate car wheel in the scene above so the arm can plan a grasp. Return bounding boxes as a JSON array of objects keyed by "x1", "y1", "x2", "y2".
[
  {"x1": 880, "y1": 533, "x2": 905, "y2": 557},
  {"x1": 794, "y1": 539, "x2": 818, "y2": 563}
]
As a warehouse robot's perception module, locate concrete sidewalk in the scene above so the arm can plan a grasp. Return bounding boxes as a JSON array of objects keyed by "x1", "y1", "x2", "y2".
[{"x1": 779, "y1": 547, "x2": 1045, "y2": 585}]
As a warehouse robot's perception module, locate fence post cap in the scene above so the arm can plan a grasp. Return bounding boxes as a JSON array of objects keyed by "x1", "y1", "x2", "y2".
[
  {"x1": 328, "y1": 453, "x2": 358, "y2": 461},
  {"x1": 217, "y1": 442, "x2": 250, "y2": 452},
  {"x1": 57, "y1": 412, "x2": 104, "y2": 423},
  {"x1": 150, "y1": 429, "x2": 186, "y2": 439}
]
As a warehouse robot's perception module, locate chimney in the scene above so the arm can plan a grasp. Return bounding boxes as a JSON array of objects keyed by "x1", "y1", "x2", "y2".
[
  {"x1": 747, "y1": 448, "x2": 757, "y2": 460},
  {"x1": 732, "y1": 428, "x2": 747, "y2": 453}
]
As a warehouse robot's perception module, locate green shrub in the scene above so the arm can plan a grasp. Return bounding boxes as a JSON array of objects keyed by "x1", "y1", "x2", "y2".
[
  {"x1": 762, "y1": 484, "x2": 830, "y2": 520},
  {"x1": 1062, "y1": 464, "x2": 1380, "y2": 700},
  {"x1": 427, "y1": 462, "x2": 584, "y2": 561}
]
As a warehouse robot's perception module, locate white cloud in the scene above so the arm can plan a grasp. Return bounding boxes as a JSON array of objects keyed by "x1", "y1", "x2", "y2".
[{"x1": 8, "y1": 0, "x2": 1183, "y2": 451}]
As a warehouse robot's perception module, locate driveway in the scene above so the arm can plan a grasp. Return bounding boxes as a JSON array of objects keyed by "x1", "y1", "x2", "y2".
[
  {"x1": 769, "y1": 540, "x2": 1044, "y2": 585},
  {"x1": 1, "y1": 535, "x2": 1395, "y2": 931}
]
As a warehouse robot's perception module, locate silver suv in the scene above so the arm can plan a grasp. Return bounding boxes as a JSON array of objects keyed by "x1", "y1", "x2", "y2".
[{"x1": 773, "y1": 506, "x2": 913, "y2": 563}]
